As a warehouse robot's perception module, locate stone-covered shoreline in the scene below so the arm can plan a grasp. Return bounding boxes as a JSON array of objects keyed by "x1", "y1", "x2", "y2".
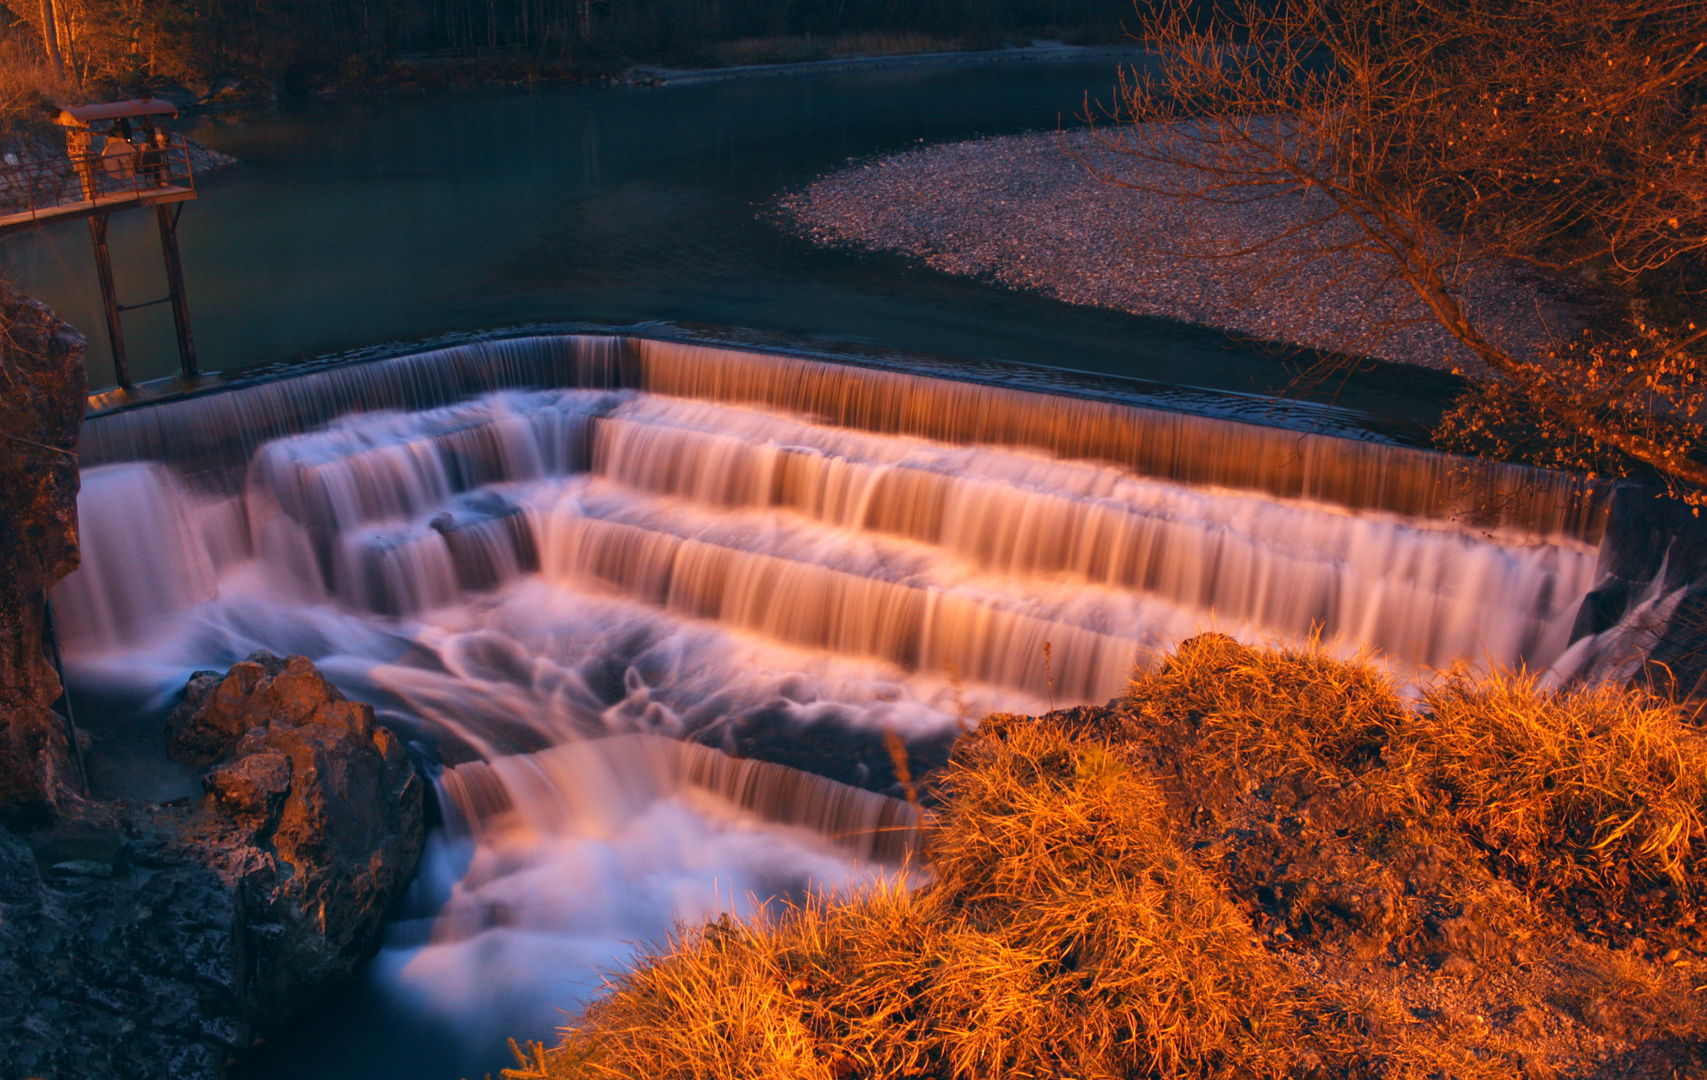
[{"x1": 782, "y1": 129, "x2": 1585, "y2": 375}]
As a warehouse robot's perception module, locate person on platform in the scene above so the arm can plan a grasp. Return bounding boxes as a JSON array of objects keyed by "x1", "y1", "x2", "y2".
[
  {"x1": 99, "y1": 120, "x2": 137, "y2": 188},
  {"x1": 136, "y1": 119, "x2": 170, "y2": 186}
]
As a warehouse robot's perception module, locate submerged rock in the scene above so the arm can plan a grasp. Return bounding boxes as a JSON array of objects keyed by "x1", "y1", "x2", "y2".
[{"x1": 0, "y1": 653, "x2": 424, "y2": 1080}]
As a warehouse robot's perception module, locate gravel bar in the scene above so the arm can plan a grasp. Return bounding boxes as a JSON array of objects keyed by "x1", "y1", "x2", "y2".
[{"x1": 781, "y1": 130, "x2": 1581, "y2": 375}]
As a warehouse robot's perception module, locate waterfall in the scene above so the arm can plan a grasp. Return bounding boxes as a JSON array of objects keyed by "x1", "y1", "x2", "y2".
[
  {"x1": 78, "y1": 333, "x2": 1612, "y2": 542},
  {"x1": 440, "y1": 734, "x2": 922, "y2": 866},
  {"x1": 584, "y1": 396, "x2": 1589, "y2": 672},
  {"x1": 51, "y1": 463, "x2": 233, "y2": 645},
  {"x1": 53, "y1": 331, "x2": 1629, "y2": 1057}
]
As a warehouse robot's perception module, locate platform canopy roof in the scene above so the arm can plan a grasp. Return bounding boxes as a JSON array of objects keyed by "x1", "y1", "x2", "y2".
[{"x1": 55, "y1": 98, "x2": 179, "y2": 127}]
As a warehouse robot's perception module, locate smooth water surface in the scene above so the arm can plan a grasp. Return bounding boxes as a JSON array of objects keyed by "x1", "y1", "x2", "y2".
[{"x1": 0, "y1": 57, "x2": 1457, "y2": 429}]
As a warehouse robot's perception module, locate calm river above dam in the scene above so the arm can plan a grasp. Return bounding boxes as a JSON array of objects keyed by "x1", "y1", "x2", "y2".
[{"x1": 1, "y1": 54, "x2": 1454, "y2": 432}]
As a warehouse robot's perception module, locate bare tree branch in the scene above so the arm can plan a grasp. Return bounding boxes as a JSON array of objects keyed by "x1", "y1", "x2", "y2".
[{"x1": 1091, "y1": 0, "x2": 1707, "y2": 498}]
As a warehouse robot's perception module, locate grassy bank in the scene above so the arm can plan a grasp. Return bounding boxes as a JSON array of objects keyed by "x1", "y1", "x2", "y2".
[{"x1": 501, "y1": 635, "x2": 1707, "y2": 1079}]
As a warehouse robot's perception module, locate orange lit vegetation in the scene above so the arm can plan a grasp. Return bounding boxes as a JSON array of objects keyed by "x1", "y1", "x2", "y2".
[
  {"x1": 502, "y1": 635, "x2": 1707, "y2": 1079},
  {"x1": 1087, "y1": 0, "x2": 1707, "y2": 501},
  {"x1": 0, "y1": 25, "x2": 76, "y2": 135}
]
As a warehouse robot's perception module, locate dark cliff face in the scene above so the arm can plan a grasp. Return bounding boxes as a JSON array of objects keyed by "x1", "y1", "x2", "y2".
[{"x1": 0, "y1": 282, "x2": 88, "y2": 828}]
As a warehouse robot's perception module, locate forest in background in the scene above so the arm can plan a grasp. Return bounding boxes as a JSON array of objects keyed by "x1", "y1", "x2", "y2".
[{"x1": 0, "y1": 0, "x2": 1139, "y2": 121}]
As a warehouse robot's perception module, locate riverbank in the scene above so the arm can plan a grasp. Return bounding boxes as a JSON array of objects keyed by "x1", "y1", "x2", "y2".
[
  {"x1": 782, "y1": 130, "x2": 1590, "y2": 376},
  {"x1": 0, "y1": 29, "x2": 1135, "y2": 128},
  {"x1": 0, "y1": 283, "x2": 424, "y2": 1080},
  {"x1": 629, "y1": 40, "x2": 1146, "y2": 85},
  {"x1": 308, "y1": 38, "x2": 1145, "y2": 94},
  {"x1": 506, "y1": 634, "x2": 1707, "y2": 1080}
]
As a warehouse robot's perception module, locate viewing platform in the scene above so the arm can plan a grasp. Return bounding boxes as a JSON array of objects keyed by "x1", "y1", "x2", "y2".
[
  {"x1": 0, "y1": 155, "x2": 195, "y2": 237},
  {"x1": 0, "y1": 99, "x2": 198, "y2": 238},
  {"x1": 0, "y1": 97, "x2": 203, "y2": 389}
]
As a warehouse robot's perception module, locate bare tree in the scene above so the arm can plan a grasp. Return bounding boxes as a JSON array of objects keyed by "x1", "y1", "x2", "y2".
[
  {"x1": 1090, "y1": 0, "x2": 1707, "y2": 498},
  {"x1": 37, "y1": 0, "x2": 63, "y2": 78}
]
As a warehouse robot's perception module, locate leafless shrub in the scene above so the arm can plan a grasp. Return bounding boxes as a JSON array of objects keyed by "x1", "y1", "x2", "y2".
[{"x1": 1088, "y1": 0, "x2": 1707, "y2": 498}]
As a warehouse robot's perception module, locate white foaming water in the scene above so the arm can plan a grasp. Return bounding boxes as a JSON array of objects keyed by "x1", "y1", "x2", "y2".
[
  {"x1": 54, "y1": 339, "x2": 1616, "y2": 1066},
  {"x1": 440, "y1": 734, "x2": 922, "y2": 865},
  {"x1": 585, "y1": 397, "x2": 1594, "y2": 673},
  {"x1": 52, "y1": 464, "x2": 225, "y2": 646},
  {"x1": 374, "y1": 798, "x2": 895, "y2": 1052},
  {"x1": 377, "y1": 736, "x2": 911, "y2": 1051}
]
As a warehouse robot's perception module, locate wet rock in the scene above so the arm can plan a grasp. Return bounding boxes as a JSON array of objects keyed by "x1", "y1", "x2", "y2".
[
  {"x1": 0, "y1": 283, "x2": 86, "y2": 828},
  {"x1": 0, "y1": 654, "x2": 424, "y2": 1080},
  {"x1": 727, "y1": 702, "x2": 955, "y2": 800},
  {"x1": 167, "y1": 651, "x2": 423, "y2": 1029},
  {"x1": 0, "y1": 818, "x2": 244, "y2": 1080},
  {"x1": 165, "y1": 649, "x2": 358, "y2": 764},
  {"x1": 204, "y1": 751, "x2": 292, "y2": 830}
]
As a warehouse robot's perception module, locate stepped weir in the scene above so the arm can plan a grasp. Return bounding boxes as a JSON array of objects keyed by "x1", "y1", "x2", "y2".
[{"x1": 53, "y1": 331, "x2": 1661, "y2": 1048}]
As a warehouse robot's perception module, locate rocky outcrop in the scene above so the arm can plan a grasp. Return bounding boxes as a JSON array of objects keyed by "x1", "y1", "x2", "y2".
[
  {"x1": 0, "y1": 283, "x2": 421, "y2": 1076},
  {"x1": 166, "y1": 650, "x2": 425, "y2": 1025},
  {"x1": 0, "y1": 653, "x2": 424, "y2": 1080},
  {"x1": 0, "y1": 810, "x2": 250, "y2": 1079},
  {"x1": 0, "y1": 281, "x2": 87, "y2": 828}
]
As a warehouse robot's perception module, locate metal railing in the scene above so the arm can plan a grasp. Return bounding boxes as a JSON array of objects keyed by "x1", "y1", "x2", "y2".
[{"x1": 0, "y1": 135, "x2": 196, "y2": 222}]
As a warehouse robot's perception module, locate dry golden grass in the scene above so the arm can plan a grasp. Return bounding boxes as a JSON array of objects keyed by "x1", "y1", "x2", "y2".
[
  {"x1": 1129, "y1": 633, "x2": 1707, "y2": 895},
  {"x1": 509, "y1": 717, "x2": 1290, "y2": 1080},
  {"x1": 1124, "y1": 632, "x2": 1403, "y2": 783},
  {"x1": 502, "y1": 635, "x2": 1707, "y2": 1080},
  {"x1": 1416, "y1": 669, "x2": 1707, "y2": 889},
  {"x1": 923, "y1": 721, "x2": 1289, "y2": 1077},
  {"x1": 1555, "y1": 943, "x2": 1707, "y2": 1047}
]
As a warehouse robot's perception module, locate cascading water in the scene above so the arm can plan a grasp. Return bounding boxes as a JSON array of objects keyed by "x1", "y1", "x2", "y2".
[{"x1": 55, "y1": 333, "x2": 1616, "y2": 1076}]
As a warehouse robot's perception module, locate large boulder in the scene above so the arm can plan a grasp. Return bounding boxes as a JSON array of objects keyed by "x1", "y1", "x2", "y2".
[
  {"x1": 166, "y1": 650, "x2": 425, "y2": 1024},
  {"x1": 0, "y1": 281, "x2": 87, "y2": 827},
  {"x1": 0, "y1": 653, "x2": 424, "y2": 1079}
]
